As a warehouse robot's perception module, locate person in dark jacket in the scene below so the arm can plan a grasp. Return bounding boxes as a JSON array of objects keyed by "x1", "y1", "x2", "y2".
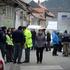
[
  {"x1": 46, "y1": 31, "x2": 51, "y2": 51},
  {"x1": 0, "y1": 26, "x2": 7, "y2": 59},
  {"x1": 36, "y1": 29, "x2": 45, "y2": 63},
  {"x1": 62, "y1": 30, "x2": 69, "y2": 56},
  {"x1": 57, "y1": 32, "x2": 62, "y2": 52},
  {"x1": 12, "y1": 26, "x2": 25, "y2": 64},
  {"x1": 31, "y1": 29, "x2": 36, "y2": 50}
]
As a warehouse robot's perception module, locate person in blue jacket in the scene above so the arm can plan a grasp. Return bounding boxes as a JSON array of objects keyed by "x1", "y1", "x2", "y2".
[{"x1": 52, "y1": 31, "x2": 60, "y2": 56}]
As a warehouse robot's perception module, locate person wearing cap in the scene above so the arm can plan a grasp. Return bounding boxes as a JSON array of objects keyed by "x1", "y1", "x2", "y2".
[{"x1": 23, "y1": 22, "x2": 32, "y2": 63}]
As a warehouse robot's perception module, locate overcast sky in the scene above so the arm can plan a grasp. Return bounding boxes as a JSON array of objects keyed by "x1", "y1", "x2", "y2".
[
  {"x1": 22, "y1": 0, "x2": 46, "y2": 3},
  {"x1": 34, "y1": 0, "x2": 45, "y2": 2}
]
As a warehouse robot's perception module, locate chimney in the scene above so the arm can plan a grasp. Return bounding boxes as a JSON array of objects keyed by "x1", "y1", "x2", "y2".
[{"x1": 38, "y1": 0, "x2": 40, "y2": 5}]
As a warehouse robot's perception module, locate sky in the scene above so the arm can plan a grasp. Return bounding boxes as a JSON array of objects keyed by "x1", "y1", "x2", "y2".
[
  {"x1": 33, "y1": 0, "x2": 45, "y2": 2},
  {"x1": 22, "y1": 0, "x2": 46, "y2": 3}
]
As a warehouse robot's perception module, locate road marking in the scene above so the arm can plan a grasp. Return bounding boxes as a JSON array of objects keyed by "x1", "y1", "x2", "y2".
[{"x1": 20, "y1": 65, "x2": 63, "y2": 70}]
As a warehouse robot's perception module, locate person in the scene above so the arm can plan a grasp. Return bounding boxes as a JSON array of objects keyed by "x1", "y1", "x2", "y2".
[
  {"x1": 23, "y1": 24, "x2": 32, "y2": 63},
  {"x1": 0, "y1": 26, "x2": 7, "y2": 59},
  {"x1": 35, "y1": 29, "x2": 45, "y2": 63},
  {"x1": 31, "y1": 29, "x2": 36, "y2": 50},
  {"x1": 12, "y1": 26, "x2": 25, "y2": 64},
  {"x1": 52, "y1": 31, "x2": 60, "y2": 56},
  {"x1": 57, "y1": 32, "x2": 62, "y2": 52},
  {"x1": 46, "y1": 31, "x2": 51, "y2": 51},
  {"x1": 6, "y1": 28, "x2": 14, "y2": 63},
  {"x1": 62, "y1": 30, "x2": 69, "y2": 57}
]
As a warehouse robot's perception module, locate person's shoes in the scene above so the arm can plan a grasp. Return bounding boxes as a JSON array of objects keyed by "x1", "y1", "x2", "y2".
[
  {"x1": 37, "y1": 61, "x2": 39, "y2": 64},
  {"x1": 23, "y1": 61, "x2": 29, "y2": 63},
  {"x1": 52, "y1": 54, "x2": 58, "y2": 56},
  {"x1": 58, "y1": 50, "x2": 62, "y2": 52},
  {"x1": 40, "y1": 61, "x2": 42, "y2": 64},
  {"x1": 5, "y1": 61, "x2": 10, "y2": 64},
  {"x1": 17, "y1": 62, "x2": 22, "y2": 64},
  {"x1": 55, "y1": 54, "x2": 58, "y2": 56},
  {"x1": 52, "y1": 54, "x2": 55, "y2": 56},
  {"x1": 63, "y1": 55, "x2": 68, "y2": 57},
  {"x1": 10, "y1": 60, "x2": 13, "y2": 62},
  {"x1": 49, "y1": 49, "x2": 51, "y2": 51},
  {"x1": 13, "y1": 61, "x2": 16, "y2": 64},
  {"x1": 63, "y1": 52, "x2": 65, "y2": 54}
]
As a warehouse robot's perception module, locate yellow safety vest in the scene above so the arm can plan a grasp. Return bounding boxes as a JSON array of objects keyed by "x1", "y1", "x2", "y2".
[
  {"x1": 6, "y1": 35, "x2": 14, "y2": 46},
  {"x1": 24, "y1": 28, "x2": 32, "y2": 48}
]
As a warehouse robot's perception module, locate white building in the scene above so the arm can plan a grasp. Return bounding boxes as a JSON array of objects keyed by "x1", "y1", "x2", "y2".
[{"x1": 57, "y1": 12, "x2": 70, "y2": 33}]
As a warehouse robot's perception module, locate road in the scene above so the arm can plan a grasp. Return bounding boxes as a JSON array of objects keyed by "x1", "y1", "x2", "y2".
[{"x1": 5, "y1": 49, "x2": 70, "y2": 70}]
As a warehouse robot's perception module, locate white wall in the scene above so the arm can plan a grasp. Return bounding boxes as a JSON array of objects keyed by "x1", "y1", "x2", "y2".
[
  {"x1": 15, "y1": 10, "x2": 21, "y2": 29},
  {"x1": 0, "y1": 5, "x2": 15, "y2": 28},
  {"x1": 47, "y1": 21, "x2": 57, "y2": 30},
  {"x1": 57, "y1": 12, "x2": 70, "y2": 33}
]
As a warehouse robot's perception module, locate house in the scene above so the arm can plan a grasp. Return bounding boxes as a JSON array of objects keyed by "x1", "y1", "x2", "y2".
[
  {"x1": 29, "y1": 0, "x2": 54, "y2": 28},
  {"x1": 0, "y1": 0, "x2": 31, "y2": 28}
]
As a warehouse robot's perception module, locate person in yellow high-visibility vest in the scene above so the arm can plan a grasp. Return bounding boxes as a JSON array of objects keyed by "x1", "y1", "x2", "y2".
[
  {"x1": 6, "y1": 28, "x2": 14, "y2": 63},
  {"x1": 23, "y1": 23, "x2": 32, "y2": 63}
]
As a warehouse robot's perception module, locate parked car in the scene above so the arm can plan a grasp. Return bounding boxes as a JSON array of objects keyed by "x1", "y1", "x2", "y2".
[{"x1": 0, "y1": 50, "x2": 5, "y2": 70}]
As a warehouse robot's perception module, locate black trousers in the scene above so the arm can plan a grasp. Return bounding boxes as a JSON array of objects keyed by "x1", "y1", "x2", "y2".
[
  {"x1": 36, "y1": 47, "x2": 44, "y2": 63},
  {"x1": 47, "y1": 41, "x2": 51, "y2": 51},
  {"x1": 25, "y1": 48, "x2": 30, "y2": 62},
  {"x1": 52, "y1": 44, "x2": 58, "y2": 55},
  {"x1": 0, "y1": 43, "x2": 6, "y2": 59},
  {"x1": 14, "y1": 43, "x2": 23, "y2": 63},
  {"x1": 58, "y1": 42, "x2": 62, "y2": 52},
  {"x1": 6, "y1": 45, "x2": 13, "y2": 62}
]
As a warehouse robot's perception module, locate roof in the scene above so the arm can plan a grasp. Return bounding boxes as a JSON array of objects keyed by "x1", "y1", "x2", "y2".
[
  {"x1": 29, "y1": 0, "x2": 54, "y2": 18},
  {"x1": 32, "y1": 13, "x2": 46, "y2": 21},
  {"x1": 29, "y1": 0, "x2": 40, "y2": 8},
  {"x1": 39, "y1": 4, "x2": 48, "y2": 11},
  {"x1": 0, "y1": 0, "x2": 30, "y2": 11},
  {"x1": 46, "y1": 12, "x2": 55, "y2": 17},
  {"x1": 31, "y1": 7, "x2": 54, "y2": 18},
  {"x1": 32, "y1": 8, "x2": 45, "y2": 13}
]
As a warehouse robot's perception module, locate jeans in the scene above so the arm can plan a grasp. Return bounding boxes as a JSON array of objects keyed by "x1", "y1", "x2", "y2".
[
  {"x1": 14, "y1": 43, "x2": 23, "y2": 62},
  {"x1": 52, "y1": 44, "x2": 59, "y2": 55}
]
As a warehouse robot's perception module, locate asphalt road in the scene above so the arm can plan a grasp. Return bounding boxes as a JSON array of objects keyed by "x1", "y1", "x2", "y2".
[{"x1": 5, "y1": 49, "x2": 70, "y2": 70}]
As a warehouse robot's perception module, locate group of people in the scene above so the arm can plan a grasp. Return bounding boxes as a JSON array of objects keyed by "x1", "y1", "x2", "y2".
[
  {"x1": 0, "y1": 25, "x2": 70, "y2": 64},
  {"x1": 52, "y1": 30, "x2": 70, "y2": 57},
  {"x1": 0, "y1": 25, "x2": 32, "y2": 64}
]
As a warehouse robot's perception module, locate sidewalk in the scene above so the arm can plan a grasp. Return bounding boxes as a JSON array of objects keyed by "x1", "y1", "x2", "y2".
[{"x1": 6, "y1": 49, "x2": 70, "y2": 70}]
